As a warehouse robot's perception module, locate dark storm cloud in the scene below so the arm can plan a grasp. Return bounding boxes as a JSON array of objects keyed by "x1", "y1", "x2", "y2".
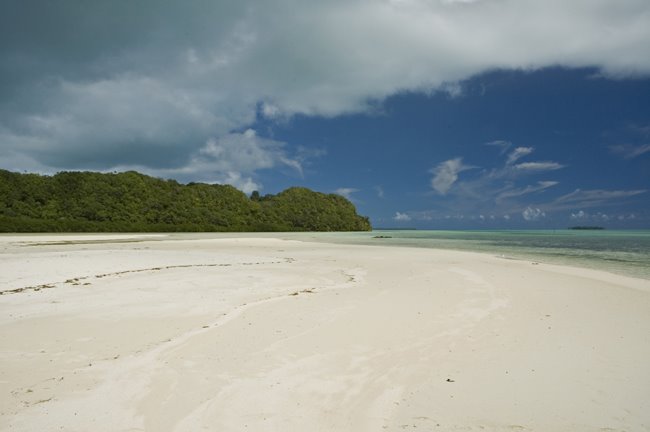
[{"x1": 1, "y1": 0, "x2": 650, "y2": 189}]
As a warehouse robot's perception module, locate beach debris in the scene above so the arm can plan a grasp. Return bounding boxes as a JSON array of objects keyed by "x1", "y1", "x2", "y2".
[
  {"x1": 1, "y1": 283, "x2": 56, "y2": 295},
  {"x1": 289, "y1": 288, "x2": 316, "y2": 296},
  {"x1": 446, "y1": 378, "x2": 455, "y2": 382},
  {"x1": 1, "y1": 260, "x2": 291, "y2": 297}
]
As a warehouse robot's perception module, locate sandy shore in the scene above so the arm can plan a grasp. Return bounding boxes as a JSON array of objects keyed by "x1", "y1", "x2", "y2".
[{"x1": 1, "y1": 234, "x2": 649, "y2": 431}]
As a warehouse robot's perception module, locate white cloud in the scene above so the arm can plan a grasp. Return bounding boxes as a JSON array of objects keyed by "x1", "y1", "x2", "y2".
[
  {"x1": 570, "y1": 210, "x2": 613, "y2": 222},
  {"x1": 506, "y1": 147, "x2": 534, "y2": 165},
  {"x1": 109, "y1": 129, "x2": 303, "y2": 192},
  {"x1": 197, "y1": 129, "x2": 295, "y2": 173},
  {"x1": 496, "y1": 180, "x2": 559, "y2": 201},
  {"x1": 375, "y1": 186, "x2": 385, "y2": 199},
  {"x1": 334, "y1": 188, "x2": 359, "y2": 200},
  {"x1": 485, "y1": 140, "x2": 512, "y2": 154},
  {"x1": 513, "y1": 162, "x2": 565, "y2": 171},
  {"x1": 554, "y1": 188, "x2": 647, "y2": 209},
  {"x1": 431, "y1": 157, "x2": 473, "y2": 194},
  {"x1": 420, "y1": 145, "x2": 566, "y2": 220},
  {"x1": 2, "y1": 1, "x2": 650, "y2": 176},
  {"x1": 218, "y1": 172, "x2": 260, "y2": 195},
  {"x1": 571, "y1": 210, "x2": 587, "y2": 220},
  {"x1": 440, "y1": 82, "x2": 464, "y2": 98},
  {"x1": 609, "y1": 143, "x2": 650, "y2": 159},
  {"x1": 485, "y1": 146, "x2": 565, "y2": 180},
  {"x1": 394, "y1": 212, "x2": 412, "y2": 222},
  {"x1": 522, "y1": 207, "x2": 546, "y2": 221},
  {"x1": 261, "y1": 102, "x2": 282, "y2": 119}
]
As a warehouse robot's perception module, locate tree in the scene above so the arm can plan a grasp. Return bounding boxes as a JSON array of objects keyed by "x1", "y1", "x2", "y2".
[{"x1": 0, "y1": 169, "x2": 372, "y2": 232}]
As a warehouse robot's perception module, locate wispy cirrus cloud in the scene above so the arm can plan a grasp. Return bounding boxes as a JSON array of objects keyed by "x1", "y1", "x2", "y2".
[
  {"x1": 485, "y1": 146, "x2": 566, "y2": 180},
  {"x1": 431, "y1": 145, "x2": 562, "y2": 203},
  {"x1": 513, "y1": 161, "x2": 565, "y2": 172},
  {"x1": 496, "y1": 181, "x2": 559, "y2": 202},
  {"x1": 506, "y1": 147, "x2": 534, "y2": 165},
  {"x1": 609, "y1": 143, "x2": 650, "y2": 159},
  {"x1": 550, "y1": 188, "x2": 647, "y2": 211},
  {"x1": 421, "y1": 144, "x2": 564, "y2": 222},
  {"x1": 485, "y1": 140, "x2": 512, "y2": 154}
]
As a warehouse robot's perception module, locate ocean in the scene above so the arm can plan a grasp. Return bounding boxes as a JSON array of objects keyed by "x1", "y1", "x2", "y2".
[
  {"x1": 92, "y1": 229, "x2": 650, "y2": 280},
  {"x1": 288, "y1": 230, "x2": 650, "y2": 280}
]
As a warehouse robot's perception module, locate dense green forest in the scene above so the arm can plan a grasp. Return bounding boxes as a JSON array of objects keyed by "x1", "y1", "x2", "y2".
[{"x1": 0, "y1": 170, "x2": 371, "y2": 232}]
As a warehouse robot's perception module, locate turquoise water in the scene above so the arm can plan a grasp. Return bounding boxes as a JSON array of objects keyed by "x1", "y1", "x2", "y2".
[
  {"x1": 157, "y1": 230, "x2": 650, "y2": 279},
  {"x1": 286, "y1": 230, "x2": 650, "y2": 280},
  {"x1": 8, "y1": 230, "x2": 647, "y2": 279}
]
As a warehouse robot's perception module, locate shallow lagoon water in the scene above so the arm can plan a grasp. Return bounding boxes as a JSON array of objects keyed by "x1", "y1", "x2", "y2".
[
  {"x1": 295, "y1": 229, "x2": 650, "y2": 280},
  {"x1": 7, "y1": 230, "x2": 647, "y2": 280}
]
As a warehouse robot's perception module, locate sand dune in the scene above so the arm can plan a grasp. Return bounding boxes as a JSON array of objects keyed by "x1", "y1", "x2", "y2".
[{"x1": 1, "y1": 234, "x2": 649, "y2": 431}]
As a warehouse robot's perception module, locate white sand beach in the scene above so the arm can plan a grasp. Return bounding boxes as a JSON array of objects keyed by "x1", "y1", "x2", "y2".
[{"x1": 1, "y1": 234, "x2": 649, "y2": 431}]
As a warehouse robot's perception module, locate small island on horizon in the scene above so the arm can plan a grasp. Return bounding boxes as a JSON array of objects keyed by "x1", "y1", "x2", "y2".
[{"x1": 569, "y1": 226, "x2": 606, "y2": 230}]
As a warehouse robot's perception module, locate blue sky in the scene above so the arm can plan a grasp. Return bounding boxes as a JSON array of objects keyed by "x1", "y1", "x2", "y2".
[
  {"x1": 1, "y1": 1, "x2": 650, "y2": 228},
  {"x1": 254, "y1": 68, "x2": 650, "y2": 228}
]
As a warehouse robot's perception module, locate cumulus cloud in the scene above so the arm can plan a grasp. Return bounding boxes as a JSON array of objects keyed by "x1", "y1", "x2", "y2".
[
  {"x1": 113, "y1": 129, "x2": 302, "y2": 193},
  {"x1": 431, "y1": 158, "x2": 473, "y2": 194},
  {"x1": 394, "y1": 212, "x2": 412, "y2": 222},
  {"x1": 216, "y1": 172, "x2": 261, "y2": 195},
  {"x1": 522, "y1": 207, "x2": 546, "y2": 221},
  {"x1": 570, "y1": 210, "x2": 613, "y2": 222},
  {"x1": 1, "y1": 1, "x2": 650, "y2": 178},
  {"x1": 570, "y1": 210, "x2": 587, "y2": 220},
  {"x1": 198, "y1": 129, "x2": 298, "y2": 174}
]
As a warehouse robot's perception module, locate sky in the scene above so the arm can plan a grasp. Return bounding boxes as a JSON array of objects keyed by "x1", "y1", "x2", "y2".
[{"x1": 1, "y1": 0, "x2": 650, "y2": 229}]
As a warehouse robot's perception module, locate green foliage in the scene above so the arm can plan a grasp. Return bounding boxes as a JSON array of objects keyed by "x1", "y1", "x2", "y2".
[
  {"x1": 0, "y1": 170, "x2": 371, "y2": 232},
  {"x1": 262, "y1": 187, "x2": 372, "y2": 231}
]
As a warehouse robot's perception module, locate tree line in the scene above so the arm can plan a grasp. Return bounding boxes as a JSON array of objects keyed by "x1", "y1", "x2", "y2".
[{"x1": 0, "y1": 170, "x2": 372, "y2": 232}]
